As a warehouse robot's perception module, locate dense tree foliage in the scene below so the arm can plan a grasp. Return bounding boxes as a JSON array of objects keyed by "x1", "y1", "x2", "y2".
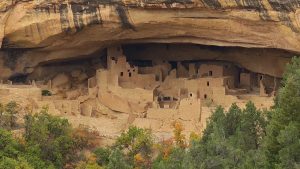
[
  {"x1": 0, "y1": 101, "x2": 19, "y2": 129},
  {"x1": 186, "y1": 103, "x2": 267, "y2": 169},
  {"x1": 92, "y1": 126, "x2": 154, "y2": 169},
  {"x1": 264, "y1": 57, "x2": 300, "y2": 168},
  {"x1": 0, "y1": 107, "x2": 97, "y2": 169},
  {"x1": 24, "y1": 108, "x2": 77, "y2": 168}
]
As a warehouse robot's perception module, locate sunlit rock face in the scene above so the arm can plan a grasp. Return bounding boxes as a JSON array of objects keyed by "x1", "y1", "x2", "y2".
[{"x1": 0, "y1": 0, "x2": 300, "y2": 79}]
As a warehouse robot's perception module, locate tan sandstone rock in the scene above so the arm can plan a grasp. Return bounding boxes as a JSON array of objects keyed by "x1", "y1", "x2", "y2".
[{"x1": 0, "y1": 0, "x2": 299, "y2": 79}]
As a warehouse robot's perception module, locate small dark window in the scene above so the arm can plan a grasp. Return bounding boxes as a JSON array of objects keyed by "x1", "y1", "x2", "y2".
[
  {"x1": 120, "y1": 72, "x2": 123, "y2": 76},
  {"x1": 129, "y1": 72, "x2": 132, "y2": 77},
  {"x1": 133, "y1": 69, "x2": 135, "y2": 72},
  {"x1": 190, "y1": 93, "x2": 193, "y2": 97},
  {"x1": 207, "y1": 81, "x2": 210, "y2": 86},
  {"x1": 155, "y1": 75, "x2": 160, "y2": 81},
  {"x1": 204, "y1": 94, "x2": 207, "y2": 99},
  {"x1": 163, "y1": 97, "x2": 171, "y2": 101},
  {"x1": 209, "y1": 71, "x2": 213, "y2": 76},
  {"x1": 260, "y1": 75, "x2": 263, "y2": 80}
]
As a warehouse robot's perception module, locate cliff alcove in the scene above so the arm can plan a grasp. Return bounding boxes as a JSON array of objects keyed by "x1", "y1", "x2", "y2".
[{"x1": 1, "y1": 0, "x2": 300, "y2": 142}]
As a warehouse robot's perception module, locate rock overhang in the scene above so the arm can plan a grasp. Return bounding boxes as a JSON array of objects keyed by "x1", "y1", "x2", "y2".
[{"x1": 1, "y1": 0, "x2": 300, "y2": 79}]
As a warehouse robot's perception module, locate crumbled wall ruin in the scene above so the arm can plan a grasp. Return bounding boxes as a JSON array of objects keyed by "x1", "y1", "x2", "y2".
[
  {"x1": 2, "y1": 0, "x2": 300, "y2": 144},
  {"x1": 0, "y1": 44, "x2": 281, "y2": 141}
]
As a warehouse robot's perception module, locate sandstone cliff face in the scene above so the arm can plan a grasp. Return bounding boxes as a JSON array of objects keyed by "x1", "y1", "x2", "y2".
[{"x1": 0, "y1": 0, "x2": 300, "y2": 78}]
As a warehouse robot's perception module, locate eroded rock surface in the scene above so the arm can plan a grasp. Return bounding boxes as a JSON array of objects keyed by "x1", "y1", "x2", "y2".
[{"x1": 0, "y1": 0, "x2": 300, "y2": 79}]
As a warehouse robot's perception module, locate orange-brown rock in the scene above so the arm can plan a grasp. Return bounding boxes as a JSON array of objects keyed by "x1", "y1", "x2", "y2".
[{"x1": 0, "y1": 0, "x2": 300, "y2": 79}]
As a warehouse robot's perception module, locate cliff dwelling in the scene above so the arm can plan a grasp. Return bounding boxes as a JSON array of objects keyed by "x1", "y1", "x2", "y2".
[
  {"x1": 1, "y1": 0, "x2": 300, "y2": 143},
  {"x1": 0, "y1": 42, "x2": 295, "y2": 141},
  {"x1": 1, "y1": 1, "x2": 300, "y2": 167}
]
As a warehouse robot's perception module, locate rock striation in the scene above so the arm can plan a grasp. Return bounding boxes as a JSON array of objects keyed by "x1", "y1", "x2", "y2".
[{"x1": 0, "y1": 0, "x2": 300, "y2": 78}]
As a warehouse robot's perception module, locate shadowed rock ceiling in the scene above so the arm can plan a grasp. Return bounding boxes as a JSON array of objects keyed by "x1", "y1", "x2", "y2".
[{"x1": 1, "y1": 0, "x2": 300, "y2": 79}]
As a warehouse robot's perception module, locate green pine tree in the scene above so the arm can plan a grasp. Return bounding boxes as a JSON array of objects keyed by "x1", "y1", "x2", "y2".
[{"x1": 264, "y1": 57, "x2": 300, "y2": 168}]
